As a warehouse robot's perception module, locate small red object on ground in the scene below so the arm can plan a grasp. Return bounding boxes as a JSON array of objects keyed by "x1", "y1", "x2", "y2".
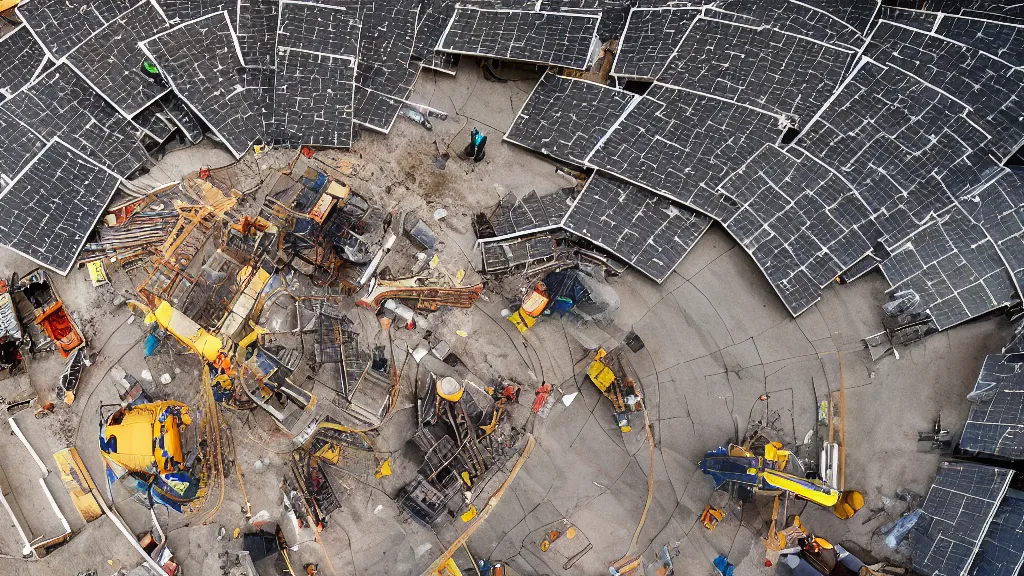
[{"x1": 532, "y1": 383, "x2": 552, "y2": 413}]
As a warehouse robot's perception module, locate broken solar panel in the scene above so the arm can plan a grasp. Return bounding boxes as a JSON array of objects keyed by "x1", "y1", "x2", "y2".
[
  {"x1": 141, "y1": 11, "x2": 262, "y2": 158},
  {"x1": 658, "y1": 18, "x2": 854, "y2": 126},
  {"x1": 414, "y1": 0, "x2": 460, "y2": 74},
  {"x1": 959, "y1": 169, "x2": 1024, "y2": 296},
  {"x1": 65, "y1": 0, "x2": 171, "y2": 117},
  {"x1": 16, "y1": 0, "x2": 136, "y2": 59},
  {"x1": 351, "y1": 1, "x2": 419, "y2": 132},
  {"x1": 708, "y1": 0, "x2": 869, "y2": 50},
  {"x1": 0, "y1": 109, "x2": 45, "y2": 187},
  {"x1": 134, "y1": 100, "x2": 176, "y2": 142},
  {"x1": 274, "y1": 1, "x2": 359, "y2": 147},
  {"x1": 437, "y1": 6, "x2": 599, "y2": 69},
  {"x1": 563, "y1": 173, "x2": 711, "y2": 283},
  {"x1": 876, "y1": 7, "x2": 940, "y2": 32},
  {"x1": 880, "y1": 205, "x2": 1018, "y2": 331},
  {"x1": 586, "y1": 83, "x2": 783, "y2": 222},
  {"x1": 162, "y1": 94, "x2": 203, "y2": 144},
  {"x1": 0, "y1": 26, "x2": 48, "y2": 102},
  {"x1": 719, "y1": 144, "x2": 881, "y2": 316},
  {"x1": 0, "y1": 139, "x2": 121, "y2": 275},
  {"x1": 0, "y1": 62, "x2": 148, "y2": 177},
  {"x1": 971, "y1": 490, "x2": 1024, "y2": 576},
  {"x1": 242, "y1": 67, "x2": 275, "y2": 141},
  {"x1": 505, "y1": 73, "x2": 634, "y2": 167},
  {"x1": 612, "y1": 7, "x2": 700, "y2": 80},
  {"x1": 486, "y1": 189, "x2": 569, "y2": 240},
  {"x1": 157, "y1": 0, "x2": 236, "y2": 23},
  {"x1": 935, "y1": 14, "x2": 1024, "y2": 69},
  {"x1": 867, "y1": 21, "x2": 1024, "y2": 161},
  {"x1": 482, "y1": 236, "x2": 557, "y2": 274},
  {"x1": 795, "y1": 59, "x2": 1004, "y2": 247},
  {"x1": 912, "y1": 462, "x2": 1013, "y2": 576},
  {"x1": 961, "y1": 354, "x2": 1024, "y2": 460},
  {"x1": 237, "y1": 0, "x2": 279, "y2": 68}
]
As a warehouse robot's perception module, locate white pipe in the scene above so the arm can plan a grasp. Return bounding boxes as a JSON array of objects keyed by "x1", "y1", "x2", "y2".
[
  {"x1": 0, "y1": 480, "x2": 34, "y2": 557},
  {"x1": 9, "y1": 418, "x2": 48, "y2": 478},
  {"x1": 96, "y1": 497, "x2": 165, "y2": 576},
  {"x1": 38, "y1": 478, "x2": 70, "y2": 533}
]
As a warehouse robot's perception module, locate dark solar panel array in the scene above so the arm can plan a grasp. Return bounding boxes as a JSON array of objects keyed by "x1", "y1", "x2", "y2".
[
  {"x1": 961, "y1": 354, "x2": 1024, "y2": 460},
  {"x1": 481, "y1": 236, "x2": 556, "y2": 273},
  {"x1": 0, "y1": 62, "x2": 148, "y2": 177},
  {"x1": 414, "y1": 0, "x2": 460, "y2": 74},
  {"x1": 0, "y1": 109, "x2": 45, "y2": 187},
  {"x1": 242, "y1": 67, "x2": 275, "y2": 141},
  {"x1": 0, "y1": 26, "x2": 48, "y2": 102},
  {"x1": 970, "y1": 490, "x2": 1024, "y2": 576},
  {"x1": 959, "y1": 169, "x2": 1024, "y2": 295},
  {"x1": 586, "y1": 83, "x2": 783, "y2": 222},
  {"x1": 658, "y1": 17, "x2": 854, "y2": 125},
  {"x1": 237, "y1": 0, "x2": 279, "y2": 68},
  {"x1": 880, "y1": 205, "x2": 1017, "y2": 331},
  {"x1": 936, "y1": 14, "x2": 1024, "y2": 69},
  {"x1": 487, "y1": 190, "x2": 568, "y2": 240},
  {"x1": 16, "y1": 0, "x2": 136, "y2": 59},
  {"x1": 161, "y1": 94, "x2": 204, "y2": 144},
  {"x1": 505, "y1": 73, "x2": 635, "y2": 167},
  {"x1": 134, "y1": 100, "x2": 176, "y2": 142},
  {"x1": 141, "y1": 12, "x2": 262, "y2": 158},
  {"x1": 563, "y1": 173, "x2": 711, "y2": 283},
  {"x1": 0, "y1": 140, "x2": 121, "y2": 275},
  {"x1": 912, "y1": 462, "x2": 1013, "y2": 576},
  {"x1": 273, "y1": 1, "x2": 359, "y2": 147},
  {"x1": 612, "y1": 7, "x2": 700, "y2": 80},
  {"x1": 438, "y1": 6, "x2": 599, "y2": 69},
  {"x1": 65, "y1": 0, "x2": 171, "y2": 116},
  {"x1": 876, "y1": 6, "x2": 940, "y2": 31},
  {"x1": 157, "y1": 0, "x2": 236, "y2": 23},
  {"x1": 350, "y1": 1, "x2": 419, "y2": 132},
  {"x1": 720, "y1": 144, "x2": 879, "y2": 315},
  {"x1": 709, "y1": 0, "x2": 869, "y2": 49}
]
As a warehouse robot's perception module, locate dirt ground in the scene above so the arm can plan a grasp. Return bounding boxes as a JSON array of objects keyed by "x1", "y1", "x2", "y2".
[{"x1": 0, "y1": 58, "x2": 1015, "y2": 576}]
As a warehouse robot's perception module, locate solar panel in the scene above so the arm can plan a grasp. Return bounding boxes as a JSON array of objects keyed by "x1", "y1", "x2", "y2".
[
  {"x1": 134, "y1": 100, "x2": 176, "y2": 143},
  {"x1": 0, "y1": 139, "x2": 121, "y2": 275},
  {"x1": 273, "y1": 1, "x2": 359, "y2": 147},
  {"x1": 158, "y1": 0, "x2": 237, "y2": 23},
  {"x1": 880, "y1": 205, "x2": 1018, "y2": 331},
  {"x1": 958, "y1": 169, "x2": 1024, "y2": 296},
  {"x1": 237, "y1": 0, "x2": 279, "y2": 68},
  {"x1": 485, "y1": 189, "x2": 569, "y2": 241},
  {"x1": 481, "y1": 235, "x2": 556, "y2": 274},
  {"x1": 867, "y1": 20, "x2": 1024, "y2": 160},
  {"x1": 875, "y1": 6, "x2": 940, "y2": 32},
  {"x1": 970, "y1": 490, "x2": 1024, "y2": 576},
  {"x1": 585, "y1": 83, "x2": 783, "y2": 222},
  {"x1": 437, "y1": 6, "x2": 599, "y2": 69},
  {"x1": 351, "y1": 1, "x2": 419, "y2": 132},
  {"x1": 912, "y1": 462, "x2": 1013, "y2": 576},
  {"x1": 562, "y1": 172, "x2": 711, "y2": 282},
  {"x1": 16, "y1": 0, "x2": 136, "y2": 59},
  {"x1": 658, "y1": 17, "x2": 854, "y2": 126},
  {"x1": 0, "y1": 62, "x2": 149, "y2": 177},
  {"x1": 795, "y1": 59, "x2": 1003, "y2": 247},
  {"x1": 612, "y1": 7, "x2": 701, "y2": 80},
  {"x1": 161, "y1": 94, "x2": 204, "y2": 144},
  {"x1": 505, "y1": 72, "x2": 635, "y2": 167},
  {"x1": 719, "y1": 144, "x2": 879, "y2": 316},
  {"x1": 65, "y1": 0, "x2": 172, "y2": 117},
  {"x1": 242, "y1": 66, "x2": 276, "y2": 142},
  {"x1": 0, "y1": 109, "x2": 45, "y2": 187},
  {"x1": 141, "y1": 11, "x2": 263, "y2": 158},
  {"x1": 934, "y1": 14, "x2": 1024, "y2": 69},
  {"x1": 960, "y1": 354, "x2": 1024, "y2": 460},
  {"x1": 708, "y1": 0, "x2": 870, "y2": 49},
  {"x1": 414, "y1": 0, "x2": 460, "y2": 74},
  {"x1": 0, "y1": 26, "x2": 49, "y2": 102}
]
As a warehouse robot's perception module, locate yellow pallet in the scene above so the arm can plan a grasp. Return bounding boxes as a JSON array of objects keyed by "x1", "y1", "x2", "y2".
[{"x1": 54, "y1": 447, "x2": 103, "y2": 523}]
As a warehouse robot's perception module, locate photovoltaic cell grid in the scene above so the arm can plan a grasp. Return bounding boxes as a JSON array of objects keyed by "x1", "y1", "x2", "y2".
[
  {"x1": 161, "y1": 94, "x2": 203, "y2": 144},
  {"x1": 959, "y1": 169, "x2": 1024, "y2": 296},
  {"x1": 586, "y1": 83, "x2": 783, "y2": 222},
  {"x1": 0, "y1": 109, "x2": 45, "y2": 187},
  {"x1": 242, "y1": 67, "x2": 275, "y2": 141},
  {"x1": 0, "y1": 62, "x2": 149, "y2": 177},
  {"x1": 351, "y1": 1, "x2": 419, "y2": 132},
  {"x1": 867, "y1": 21, "x2": 1024, "y2": 160},
  {"x1": 277, "y1": 1, "x2": 360, "y2": 58},
  {"x1": 719, "y1": 144, "x2": 881, "y2": 316},
  {"x1": 658, "y1": 18, "x2": 854, "y2": 126},
  {"x1": 134, "y1": 101, "x2": 176, "y2": 142},
  {"x1": 236, "y1": 0, "x2": 279, "y2": 68},
  {"x1": 911, "y1": 462, "x2": 1012, "y2": 576},
  {"x1": 141, "y1": 12, "x2": 262, "y2": 159},
  {"x1": 876, "y1": 7, "x2": 940, "y2": 32},
  {"x1": 562, "y1": 173, "x2": 711, "y2": 283},
  {"x1": 487, "y1": 190, "x2": 568, "y2": 240},
  {"x1": 16, "y1": 0, "x2": 136, "y2": 59},
  {"x1": 795, "y1": 59, "x2": 1003, "y2": 247},
  {"x1": 960, "y1": 354, "x2": 1024, "y2": 460},
  {"x1": 505, "y1": 73, "x2": 635, "y2": 167},
  {"x1": 65, "y1": 0, "x2": 171, "y2": 117},
  {"x1": 482, "y1": 236, "x2": 556, "y2": 273},
  {"x1": 0, "y1": 26, "x2": 48, "y2": 102},
  {"x1": 880, "y1": 205, "x2": 1018, "y2": 331},
  {"x1": 157, "y1": 0, "x2": 236, "y2": 23},
  {"x1": 414, "y1": 0, "x2": 460, "y2": 74},
  {"x1": 612, "y1": 7, "x2": 700, "y2": 80},
  {"x1": 970, "y1": 490, "x2": 1024, "y2": 576},
  {"x1": 708, "y1": 0, "x2": 870, "y2": 50},
  {"x1": 437, "y1": 7, "x2": 599, "y2": 69},
  {"x1": 935, "y1": 14, "x2": 1024, "y2": 71},
  {"x1": 0, "y1": 140, "x2": 121, "y2": 275}
]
